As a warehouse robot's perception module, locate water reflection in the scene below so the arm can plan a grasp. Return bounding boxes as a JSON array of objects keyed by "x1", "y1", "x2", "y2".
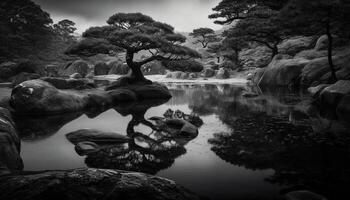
[
  {"x1": 70, "y1": 100, "x2": 199, "y2": 175},
  {"x1": 167, "y1": 83, "x2": 350, "y2": 199},
  {"x1": 14, "y1": 112, "x2": 84, "y2": 141}
]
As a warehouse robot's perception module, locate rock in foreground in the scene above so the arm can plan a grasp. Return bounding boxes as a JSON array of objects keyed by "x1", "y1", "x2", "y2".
[
  {"x1": 0, "y1": 107, "x2": 23, "y2": 172},
  {"x1": 10, "y1": 80, "x2": 137, "y2": 115},
  {"x1": 0, "y1": 168, "x2": 203, "y2": 200}
]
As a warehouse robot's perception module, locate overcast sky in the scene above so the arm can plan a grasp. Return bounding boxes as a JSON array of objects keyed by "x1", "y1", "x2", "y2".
[{"x1": 33, "y1": 0, "x2": 222, "y2": 34}]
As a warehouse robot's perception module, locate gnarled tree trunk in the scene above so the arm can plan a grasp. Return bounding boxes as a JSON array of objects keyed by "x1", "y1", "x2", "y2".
[{"x1": 124, "y1": 51, "x2": 152, "y2": 85}]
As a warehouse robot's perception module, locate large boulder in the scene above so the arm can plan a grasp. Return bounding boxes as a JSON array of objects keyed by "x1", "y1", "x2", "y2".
[
  {"x1": 94, "y1": 62, "x2": 111, "y2": 76},
  {"x1": 0, "y1": 168, "x2": 202, "y2": 200},
  {"x1": 58, "y1": 60, "x2": 89, "y2": 78},
  {"x1": 215, "y1": 68, "x2": 230, "y2": 79},
  {"x1": 279, "y1": 36, "x2": 315, "y2": 56},
  {"x1": 319, "y1": 80, "x2": 350, "y2": 106},
  {"x1": 108, "y1": 61, "x2": 129, "y2": 75},
  {"x1": 301, "y1": 49, "x2": 350, "y2": 87},
  {"x1": 10, "y1": 80, "x2": 88, "y2": 114},
  {"x1": 258, "y1": 55, "x2": 310, "y2": 87},
  {"x1": 307, "y1": 84, "x2": 330, "y2": 97},
  {"x1": 314, "y1": 34, "x2": 346, "y2": 51},
  {"x1": 10, "y1": 80, "x2": 138, "y2": 115},
  {"x1": 0, "y1": 107, "x2": 23, "y2": 172},
  {"x1": 294, "y1": 49, "x2": 328, "y2": 60}
]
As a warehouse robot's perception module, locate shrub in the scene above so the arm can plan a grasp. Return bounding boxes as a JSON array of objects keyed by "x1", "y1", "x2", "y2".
[{"x1": 161, "y1": 59, "x2": 204, "y2": 72}]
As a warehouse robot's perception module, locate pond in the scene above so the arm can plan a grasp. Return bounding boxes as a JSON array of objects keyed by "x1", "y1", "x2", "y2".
[{"x1": 14, "y1": 83, "x2": 350, "y2": 200}]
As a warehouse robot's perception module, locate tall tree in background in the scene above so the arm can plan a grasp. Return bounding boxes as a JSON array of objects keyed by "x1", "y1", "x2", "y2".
[
  {"x1": 67, "y1": 13, "x2": 200, "y2": 84},
  {"x1": 281, "y1": 0, "x2": 350, "y2": 82},
  {"x1": 209, "y1": 0, "x2": 288, "y2": 59},
  {"x1": 234, "y1": 7, "x2": 286, "y2": 59},
  {"x1": 53, "y1": 19, "x2": 77, "y2": 42},
  {"x1": 189, "y1": 28, "x2": 220, "y2": 48},
  {"x1": 0, "y1": 0, "x2": 53, "y2": 59},
  {"x1": 209, "y1": 0, "x2": 288, "y2": 25}
]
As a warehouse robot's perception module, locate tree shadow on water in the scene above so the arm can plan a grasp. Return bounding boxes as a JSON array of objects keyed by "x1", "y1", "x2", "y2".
[
  {"x1": 208, "y1": 113, "x2": 350, "y2": 199},
  {"x1": 80, "y1": 99, "x2": 199, "y2": 175}
]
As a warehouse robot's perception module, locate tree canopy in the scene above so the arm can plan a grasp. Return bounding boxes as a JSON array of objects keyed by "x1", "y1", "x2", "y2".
[
  {"x1": 280, "y1": 0, "x2": 350, "y2": 82},
  {"x1": 0, "y1": 0, "x2": 53, "y2": 59},
  {"x1": 210, "y1": 1, "x2": 288, "y2": 59},
  {"x1": 189, "y1": 28, "x2": 221, "y2": 48},
  {"x1": 53, "y1": 19, "x2": 77, "y2": 42},
  {"x1": 67, "y1": 12, "x2": 200, "y2": 84}
]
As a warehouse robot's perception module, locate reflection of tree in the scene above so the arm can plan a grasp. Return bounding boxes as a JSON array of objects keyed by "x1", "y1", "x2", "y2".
[
  {"x1": 14, "y1": 112, "x2": 83, "y2": 141},
  {"x1": 83, "y1": 100, "x2": 198, "y2": 175},
  {"x1": 208, "y1": 113, "x2": 350, "y2": 199}
]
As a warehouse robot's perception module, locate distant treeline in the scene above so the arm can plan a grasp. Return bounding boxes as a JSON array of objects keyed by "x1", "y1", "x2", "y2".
[
  {"x1": 0, "y1": 0, "x2": 78, "y2": 63},
  {"x1": 209, "y1": 0, "x2": 350, "y2": 81}
]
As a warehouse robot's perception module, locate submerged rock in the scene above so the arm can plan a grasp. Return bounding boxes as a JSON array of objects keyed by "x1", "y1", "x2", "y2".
[
  {"x1": 242, "y1": 91, "x2": 259, "y2": 98},
  {"x1": 66, "y1": 129, "x2": 130, "y2": 144},
  {"x1": 258, "y1": 56, "x2": 309, "y2": 87},
  {"x1": 165, "y1": 119, "x2": 199, "y2": 138},
  {"x1": 75, "y1": 141, "x2": 100, "y2": 156},
  {"x1": 0, "y1": 168, "x2": 203, "y2": 200}
]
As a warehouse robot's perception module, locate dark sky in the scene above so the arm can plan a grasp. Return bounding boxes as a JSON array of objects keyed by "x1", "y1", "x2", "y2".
[{"x1": 33, "y1": 0, "x2": 221, "y2": 33}]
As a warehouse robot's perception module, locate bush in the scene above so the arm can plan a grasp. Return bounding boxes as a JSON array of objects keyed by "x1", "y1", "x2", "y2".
[
  {"x1": 161, "y1": 59, "x2": 204, "y2": 72},
  {"x1": 219, "y1": 60, "x2": 238, "y2": 70}
]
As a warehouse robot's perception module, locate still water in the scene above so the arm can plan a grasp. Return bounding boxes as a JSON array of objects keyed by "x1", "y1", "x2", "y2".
[{"x1": 16, "y1": 83, "x2": 350, "y2": 200}]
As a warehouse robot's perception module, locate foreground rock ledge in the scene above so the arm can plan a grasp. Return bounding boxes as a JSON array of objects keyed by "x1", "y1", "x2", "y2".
[{"x1": 0, "y1": 168, "x2": 202, "y2": 200}]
